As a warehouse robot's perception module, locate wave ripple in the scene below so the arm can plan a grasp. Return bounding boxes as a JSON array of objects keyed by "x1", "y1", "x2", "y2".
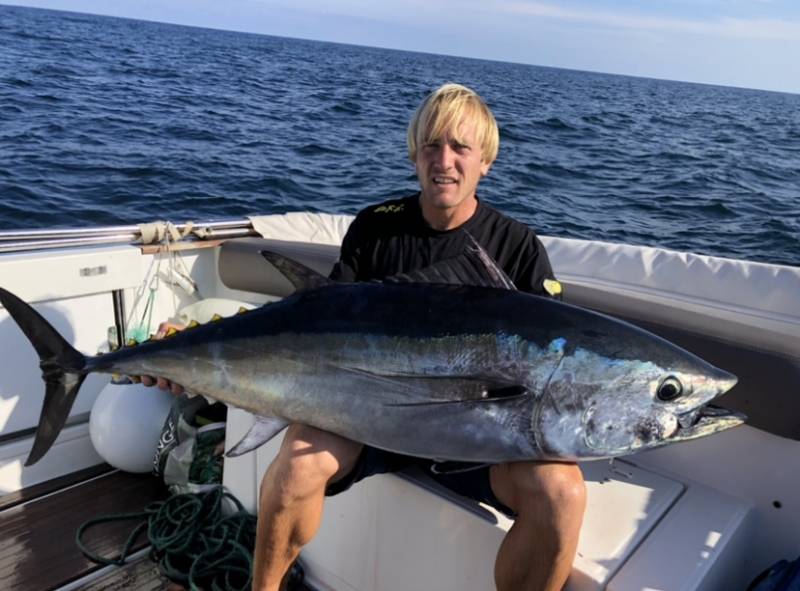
[{"x1": 0, "y1": 5, "x2": 798, "y2": 266}]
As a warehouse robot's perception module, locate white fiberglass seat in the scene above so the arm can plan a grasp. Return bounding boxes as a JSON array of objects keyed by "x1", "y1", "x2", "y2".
[{"x1": 224, "y1": 414, "x2": 751, "y2": 591}]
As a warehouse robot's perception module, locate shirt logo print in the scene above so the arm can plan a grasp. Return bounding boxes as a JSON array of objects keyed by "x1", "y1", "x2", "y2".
[{"x1": 374, "y1": 204, "x2": 405, "y2": 213}]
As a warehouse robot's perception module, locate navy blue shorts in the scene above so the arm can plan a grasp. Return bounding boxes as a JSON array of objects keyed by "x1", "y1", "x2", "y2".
[{"x1": 325, "y1": 445, "x2": 515, "y2": 516}]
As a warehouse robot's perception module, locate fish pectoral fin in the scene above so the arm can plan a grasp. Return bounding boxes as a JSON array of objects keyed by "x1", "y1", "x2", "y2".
[
  {"x1": 383, "y1": 233, "x2": 516, "y2": 290},
  {"x1": 335, "y1": 365, "x2": 529, "y2": 406},
  {"x1": 385, "y1": 384, "x2": 529, "y2": 407},
  {"x1": 226, "y1": 416, "x2": 289, "y2": 457},
  {"x1": 335, "y1": 365, "x2": 436, "y2": 398},
  {"x1": 260, "y1": 251, "x2": 333, "y2": 293}
]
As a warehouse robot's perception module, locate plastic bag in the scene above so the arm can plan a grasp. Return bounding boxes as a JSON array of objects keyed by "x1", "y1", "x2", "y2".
[{"x1": 153, "y1": 394, "x2": 227, "y2": 494}]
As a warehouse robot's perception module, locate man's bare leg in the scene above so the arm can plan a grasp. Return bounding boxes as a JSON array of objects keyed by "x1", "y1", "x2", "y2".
[
  {"x1": 490, "y1": 461, "x2": 586, "y2": 591},
  {"x1": 251, "y1": 425, "x2": 363, "y2": 591}
]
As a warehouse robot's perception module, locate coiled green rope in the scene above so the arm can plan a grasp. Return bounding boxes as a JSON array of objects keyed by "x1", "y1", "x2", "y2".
[{"x1": 76, "y1": 486, "x2": 256, "y2": 591}]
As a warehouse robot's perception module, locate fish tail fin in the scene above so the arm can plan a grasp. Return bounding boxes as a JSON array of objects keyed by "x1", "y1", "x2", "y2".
[{"x1": 0, "y1": 287, "x2": 88, "y2": 466}]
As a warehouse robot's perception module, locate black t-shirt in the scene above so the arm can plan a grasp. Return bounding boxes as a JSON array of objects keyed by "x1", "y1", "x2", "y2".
[{"x1": 330, "y1": 194, "x2": 556, "y2": 295}]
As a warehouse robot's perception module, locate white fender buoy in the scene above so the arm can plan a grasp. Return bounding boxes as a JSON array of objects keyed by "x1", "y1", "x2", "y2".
[{"x1": 90, "y1": 381, "x2": 174, "y2": 473}]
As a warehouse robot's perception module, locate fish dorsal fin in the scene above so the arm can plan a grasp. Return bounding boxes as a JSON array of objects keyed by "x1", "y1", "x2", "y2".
[
  {"x1": 261, "y1": 251, "x2": 333, "y2": 292},
  {"x1": 383, "y1": 233, "x2": 516, "y2": 290}
]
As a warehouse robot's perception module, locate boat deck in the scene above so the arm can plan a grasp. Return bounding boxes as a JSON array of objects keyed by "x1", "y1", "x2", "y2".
[
  {"x1": 0, "y1": 465, "x2": 169, "y2": 590},
  {"x1": 73, "y1": 555, "x2": 173, "y2": 590}
]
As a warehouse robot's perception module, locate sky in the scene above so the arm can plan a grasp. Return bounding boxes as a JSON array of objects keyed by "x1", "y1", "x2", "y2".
[{"x1": 6, "y1": 0, "x2": 800, "y2": 94}]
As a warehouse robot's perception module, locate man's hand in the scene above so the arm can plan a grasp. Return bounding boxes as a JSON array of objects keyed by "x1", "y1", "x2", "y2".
[
  {"x1": 139, "y1": 321, "x2": 185, "y2": 395},
  {"x1": 141, "y1": 374, "x2": 184, "y2": 395}
]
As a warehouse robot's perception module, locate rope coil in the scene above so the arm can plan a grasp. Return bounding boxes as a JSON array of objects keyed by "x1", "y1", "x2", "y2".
[
  {"x1": 137, "y1": 221, "x2": 195, "y2": 245},
  {"x1": 76, "y1": 487, "x2": 256, "y2": 591},
  {"x1": 136, "y1": 220, "x2": 214, "y2": 243}
]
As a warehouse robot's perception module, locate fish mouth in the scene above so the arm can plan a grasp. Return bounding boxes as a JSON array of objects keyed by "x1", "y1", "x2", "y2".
[{"x1": 672, "y1": 404, "x2": 746, "y2": 442}]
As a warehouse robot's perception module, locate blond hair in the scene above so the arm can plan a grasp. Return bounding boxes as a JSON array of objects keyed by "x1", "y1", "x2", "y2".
[{"x1": 407, "y1": 83, "x2": 499, "y2": 165}]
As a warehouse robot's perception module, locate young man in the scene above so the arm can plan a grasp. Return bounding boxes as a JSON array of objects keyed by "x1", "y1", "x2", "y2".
[{"x1": 252, "y1": 84, "x2": 586, "y2": 591}]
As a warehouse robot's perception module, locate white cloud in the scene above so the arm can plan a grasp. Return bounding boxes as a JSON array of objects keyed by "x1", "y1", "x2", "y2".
[{"x1": 498, "y1": 1, "x2": 800, "y2": 41}]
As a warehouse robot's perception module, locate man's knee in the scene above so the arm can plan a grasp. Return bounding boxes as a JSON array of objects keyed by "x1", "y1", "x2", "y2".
[
  {"x1": 491, "y1": 461, "x2": 586, "y2": 517},
  {"x1": 262, "y1": 424, "x2": 363, "y2": 501}
]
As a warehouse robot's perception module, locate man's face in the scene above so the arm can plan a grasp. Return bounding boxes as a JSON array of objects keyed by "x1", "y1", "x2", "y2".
[{"x1": 415, "y1": 118, "x2": 490, "y2": 213}]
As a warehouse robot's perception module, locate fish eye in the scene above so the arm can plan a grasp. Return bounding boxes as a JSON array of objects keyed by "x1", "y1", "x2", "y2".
[{"x1": 657, "y1": 376, "x2": 683, "y2": 401}]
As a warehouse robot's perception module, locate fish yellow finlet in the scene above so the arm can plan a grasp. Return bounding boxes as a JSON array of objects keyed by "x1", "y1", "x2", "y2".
[{"x1": 544, "y1": 279, "x2": 563, "y2": 297}]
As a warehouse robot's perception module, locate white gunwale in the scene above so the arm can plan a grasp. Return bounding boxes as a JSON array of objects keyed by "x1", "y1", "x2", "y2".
[{"x1": 0, "y1": 212, "x2": 798, "y2": 590}]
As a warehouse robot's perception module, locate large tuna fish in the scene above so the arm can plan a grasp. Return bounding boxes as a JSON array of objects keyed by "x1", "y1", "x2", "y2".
[{"x1": 0, "y1": 247, "x2": 744, "y2": 467}]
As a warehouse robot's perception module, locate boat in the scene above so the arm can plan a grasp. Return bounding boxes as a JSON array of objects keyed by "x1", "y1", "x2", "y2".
[{"x1": 0, "y1": 212, "x2": 798, "y2": 590}]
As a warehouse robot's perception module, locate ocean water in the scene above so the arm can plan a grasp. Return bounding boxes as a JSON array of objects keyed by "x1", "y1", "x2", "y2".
[{"x1": 1, "y1": 5, "x2": 798, "y2": 266}]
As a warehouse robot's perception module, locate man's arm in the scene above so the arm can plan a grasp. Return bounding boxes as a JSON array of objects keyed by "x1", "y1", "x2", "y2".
[
  {"x1": 141, "y1": 218, "x2": 367, "y2": 393},
  {"x1": 140, "y1": 321, "x2": 185, "y2": 394},
  {"x1": 329, "y1": 214, "x2": 367, "y2": 281},
  {"x1": 506, "y1": 232, "x2": 561, "y2": 298}
]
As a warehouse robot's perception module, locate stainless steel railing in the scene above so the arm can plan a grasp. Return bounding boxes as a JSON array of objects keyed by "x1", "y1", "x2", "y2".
[{"x1": 0, "y1": 219, "x2": 259, "y2": 253}]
